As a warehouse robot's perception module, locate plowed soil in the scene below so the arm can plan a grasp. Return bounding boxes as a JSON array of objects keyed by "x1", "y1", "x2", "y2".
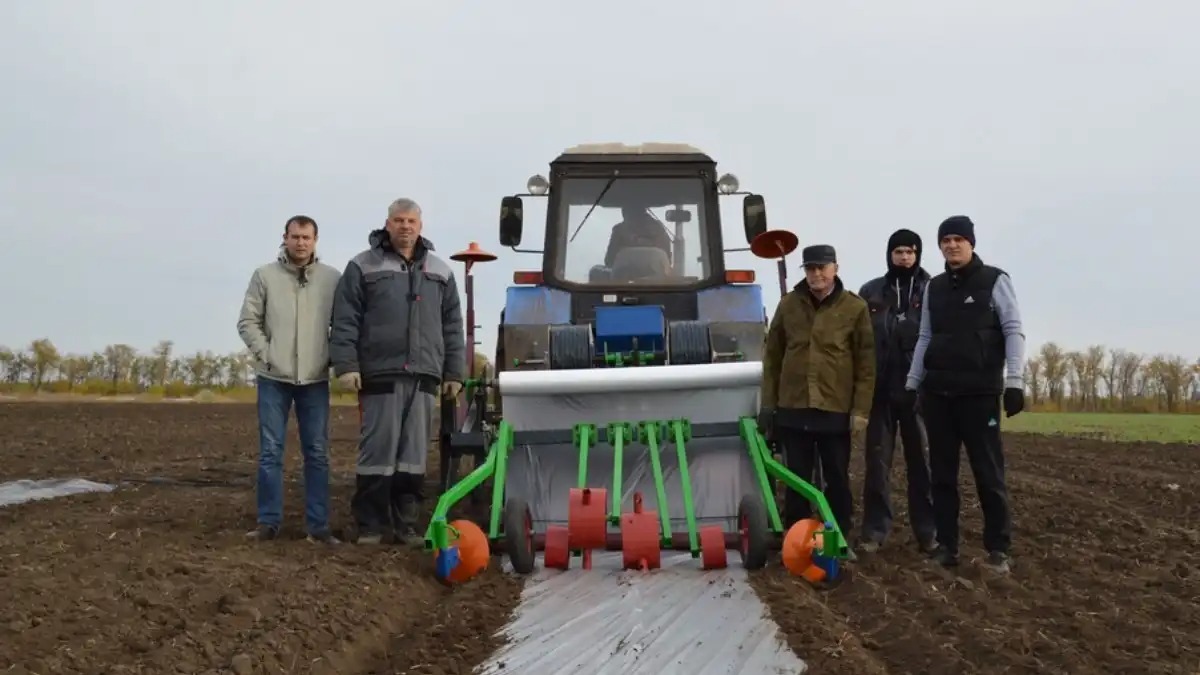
[
  {"x1": 750, "y1": 429, "x2": 1200, "y2": 674},
  {"x1": 0, "y1": 402, "x2": 521, "y2": 675},
  {"x1": 2, "y1": 402, "x2": 1197, "y2": 674}
]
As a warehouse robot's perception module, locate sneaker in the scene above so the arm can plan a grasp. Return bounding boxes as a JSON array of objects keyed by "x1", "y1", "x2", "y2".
[
  {"x1": 928, "y1": 545, "x2": 959, "y2": 568},
  {"x1": 983, "y1": 551, "x2": 1011, "y2": 574},
  {"x1": 245, "y1": 524, "x2": 279, "y2": 541},
  {"x1": 858, "y1": 539, "x2": 881, "y2": 554},
  {"x1": 356, "y1": 533, "x2": 384, "y2": 545},
  {"x1": 917, "y1": 537, "x2": 939, "y2": 555}
]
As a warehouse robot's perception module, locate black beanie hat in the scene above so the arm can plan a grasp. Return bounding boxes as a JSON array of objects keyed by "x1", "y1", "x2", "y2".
[
  {"x1": 937, "y1": 215, "x2": 976, "y2": 247},
  {"x1": 886, "y1": 228, "x2": 922, "y2": 276}
]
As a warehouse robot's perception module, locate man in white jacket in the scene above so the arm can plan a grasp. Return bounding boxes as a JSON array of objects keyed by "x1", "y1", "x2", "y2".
[{"x1": 237, "y1": 215, "x2": 342, "y2": 543}]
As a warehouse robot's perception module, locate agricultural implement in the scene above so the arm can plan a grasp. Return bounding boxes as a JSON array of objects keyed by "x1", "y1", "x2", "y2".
[{"x1": 426, "y1": 143, "x2": 850, "y2": 586}]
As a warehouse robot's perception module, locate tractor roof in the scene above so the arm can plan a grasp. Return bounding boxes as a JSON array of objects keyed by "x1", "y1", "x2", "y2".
[{"x1": 553, "y1": 142, "x2": 714, "y2": 165}]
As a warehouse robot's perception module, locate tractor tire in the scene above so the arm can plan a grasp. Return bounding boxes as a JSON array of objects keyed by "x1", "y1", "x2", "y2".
[
  {"x1": 549, "y1": 324, "x2": 594, "y2": 369},
  {"x1": 668, "y1": 320, "x2": 712, "y2": 365},
  {"x1": 503, "y1": 497, "x2": 537, "y2": 574},
  {"x1": 738, "y1": 494, "x2": 770, "y2": 570}
]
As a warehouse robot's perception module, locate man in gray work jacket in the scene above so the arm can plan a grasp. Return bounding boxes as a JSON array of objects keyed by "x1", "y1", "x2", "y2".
[
  {"x1": 329, "y1": 198, "x2": 466, "y2": 545},
  {"x1": 857, "y1": 228, "x2": 936, "y2": 556},
  {"x1": 903, "y1": 215, "x2": 1026, "y2": 574},
  {"x1": 237, "y1": 215, "x2": 342, "y2": 543}
]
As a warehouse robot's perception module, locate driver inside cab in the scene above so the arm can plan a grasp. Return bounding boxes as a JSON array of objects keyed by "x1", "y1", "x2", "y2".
[{"x1": 603, "y1": 206, "x2": 672, "y2": 267}]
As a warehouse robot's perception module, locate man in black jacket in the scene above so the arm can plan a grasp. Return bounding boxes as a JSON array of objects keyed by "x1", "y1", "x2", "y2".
[
  {"x1": 857, "y1": 229, "x2": 937, "y2": 555},
  {"x1": 904, "y1": 216, "x2": 1026, "y2": 574}
]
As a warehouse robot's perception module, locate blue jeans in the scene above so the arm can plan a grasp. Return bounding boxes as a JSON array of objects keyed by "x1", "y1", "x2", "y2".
[{"x1": 255, "y1": 375, "x2": 331, "y2": 535}]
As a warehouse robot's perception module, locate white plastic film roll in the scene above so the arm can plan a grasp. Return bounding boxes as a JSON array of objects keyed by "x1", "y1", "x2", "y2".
[
  {"x1": 497, "y1": 361, "x2": 762, "y2": 397},
  {"x1": 497, "y1": 362, "x2": 763, "y2": 431}
]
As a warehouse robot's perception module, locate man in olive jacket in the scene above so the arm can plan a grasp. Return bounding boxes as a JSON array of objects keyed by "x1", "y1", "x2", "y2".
[
  {"x1": 760, "y1": 244, "x2": 875, "y2": 542},
  {"x1": 237, "y1": 215, "x2": 342, "y2": 543}
]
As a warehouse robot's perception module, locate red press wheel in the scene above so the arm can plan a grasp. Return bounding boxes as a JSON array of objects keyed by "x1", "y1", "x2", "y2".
[
  {"x1": 543, "y1": 525, "x2": 571, "y2": 570},
  {"x1": 699, "y1": 525, "x2": 728, "y2": 570}
]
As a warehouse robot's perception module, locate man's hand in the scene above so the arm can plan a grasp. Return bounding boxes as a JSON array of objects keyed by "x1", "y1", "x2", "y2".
[
  {"x1": 756, "y1": 407, "x2": 776, "y2": 443},
  {"x1": 1003, "y1": 387, "x2": 1024, "y2": 418},
  {"x1": 898, "y1": 388, "x2": 919, "y2": 413},
  {"x1": 851, "y1": 414, "x2": 869, "y2": 433},
  {"x1": 441, "y1": 380, "x2": 463, "y2": 400},
  {"x1": 337, "y1": 372, "x2": 361, "y2": 391}
]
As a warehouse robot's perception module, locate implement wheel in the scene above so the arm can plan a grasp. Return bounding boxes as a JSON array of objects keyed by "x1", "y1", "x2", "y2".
[
  {"x1": 737, "y1": 494, "x2": 769, "y2": 570},
  {"x1": 503, "y1": 497, "x2": 536, "y2": 574}
]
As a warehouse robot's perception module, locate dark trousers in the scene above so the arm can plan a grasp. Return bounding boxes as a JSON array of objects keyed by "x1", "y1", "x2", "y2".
[
  {"x1": 777, "y1": 427, "x2": 853, "y2": 535},
  {"x1": 922, "y1": 391, "x2": 1012, "y2": 555},
  {"x1": 860, "y1": 395, "x2": 935, "y2": 545}
]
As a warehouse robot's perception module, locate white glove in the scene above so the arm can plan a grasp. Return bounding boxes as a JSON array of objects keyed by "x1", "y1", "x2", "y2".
[
  {"x1": 337, "y1": 372, "x2": 361, "y2": 391},
  {"x1": 441, "y1": 380, "x2": 463, "y2": 399}
]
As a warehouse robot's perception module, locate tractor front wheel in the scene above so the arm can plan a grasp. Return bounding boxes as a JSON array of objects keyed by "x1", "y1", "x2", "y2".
[
  {"x1": 737, "y1": 494, "x2": 770, "y2": 570},
  {"x1": 503, "y1": 497, "x2": 536, "y2": 574}
]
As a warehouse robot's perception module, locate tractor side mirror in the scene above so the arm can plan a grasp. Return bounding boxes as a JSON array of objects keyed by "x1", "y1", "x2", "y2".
[
  {"x1": 742, "y1": 194, "x2": 767, "y2": 243},
  {"x1": 500, "y1": 195, "x2": 524, "y2": 247}
]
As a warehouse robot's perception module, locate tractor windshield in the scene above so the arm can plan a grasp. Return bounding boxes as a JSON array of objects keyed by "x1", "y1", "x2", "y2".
[{"x1": 551, "y1": 176, "x2": 716, "y2": 287}]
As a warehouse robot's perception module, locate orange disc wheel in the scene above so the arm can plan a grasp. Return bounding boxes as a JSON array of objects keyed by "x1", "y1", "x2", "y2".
[
  {"x1": 439, "y1": 519, "x2": 490, "y2": 585},
  {"x1": 781, "y1": 518, "x2": 824, "y2": 577}
]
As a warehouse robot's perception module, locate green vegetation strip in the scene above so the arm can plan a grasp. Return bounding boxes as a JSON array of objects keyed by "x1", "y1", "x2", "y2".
[{"x1": 1004, "y1": 412, "x2": 1200, "y2": 444}]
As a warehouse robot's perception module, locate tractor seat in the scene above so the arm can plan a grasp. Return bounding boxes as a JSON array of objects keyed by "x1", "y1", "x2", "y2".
[{"x1": 610, "y1": 246, "x2": 671, "y2": 282}]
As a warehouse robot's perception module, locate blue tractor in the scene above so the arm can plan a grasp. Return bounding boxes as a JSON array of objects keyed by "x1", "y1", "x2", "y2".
[
  {"x1": 493, "y1": 142, "x2": 771, "y2": 383},
  {"x1": 428, "y1": 144, "x2": 850, "y2": 584}
]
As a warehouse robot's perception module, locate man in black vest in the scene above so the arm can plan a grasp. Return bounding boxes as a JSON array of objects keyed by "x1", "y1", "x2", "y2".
[
  {"x1": 903, "y1": 216, "x2": 1026, "y2": 574},
  {"x1": 857, "y1": 229, "x2": 936, "y2": 555}
]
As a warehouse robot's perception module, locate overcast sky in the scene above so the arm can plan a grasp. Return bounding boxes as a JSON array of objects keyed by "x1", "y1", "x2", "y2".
[{"x1": 2, "y1": 1, "x2": 1196, "y2": 363}]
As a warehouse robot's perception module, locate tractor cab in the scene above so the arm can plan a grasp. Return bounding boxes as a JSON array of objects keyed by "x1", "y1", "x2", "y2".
[{"x1": 495, "y1": 143, "x2": 772, "y2": 373}]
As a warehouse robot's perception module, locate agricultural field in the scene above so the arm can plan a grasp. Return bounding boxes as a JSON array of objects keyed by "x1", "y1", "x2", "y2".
[{"x1": 1, "y1": 402, "x2": 1197, "y2": 674}]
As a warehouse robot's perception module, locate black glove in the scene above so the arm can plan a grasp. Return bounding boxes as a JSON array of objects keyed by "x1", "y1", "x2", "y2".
[
  {"x1": 898, "y1": 388, "x2": 919, "y2": 413},
  {"x1": 1003, "y1": 387, "x2": 1024, "y2": 418},
  {"x1": 756, "y1": 407, "x2": 776, "y2": 443}
]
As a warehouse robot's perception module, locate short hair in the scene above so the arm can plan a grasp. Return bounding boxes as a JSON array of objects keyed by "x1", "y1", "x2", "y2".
[
  {"x1": 387, "y1": 198, "x2": 422, "y2": 218},
  {"x1": 284, "y1": 215, "x2": 318, "y2": 236}
]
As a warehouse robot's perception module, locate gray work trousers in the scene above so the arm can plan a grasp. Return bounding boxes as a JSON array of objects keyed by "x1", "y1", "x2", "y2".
[{"x1": 350, "y1": 376, "x2": 436, "y2": 536}]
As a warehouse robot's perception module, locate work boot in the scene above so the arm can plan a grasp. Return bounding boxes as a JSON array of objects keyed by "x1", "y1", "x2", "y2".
[
  {"x1": 857, "y1": 534, "x2": 882, "y2": 554},
  {"x1": 396, "y1": 495, "x2": 422, "y2": 546},
  {"x1": 928, "y1": 545, "x2": 959, "y2": 568},
  {"x1": 983, "y1": 551, "x2": 1011, "y2": 574},
  {"x1": 307, "y1": 529, "x2": 340, "y2": 545},
  {"x1": 245, "y1": 524, "x2": 278, "y2": 541}
]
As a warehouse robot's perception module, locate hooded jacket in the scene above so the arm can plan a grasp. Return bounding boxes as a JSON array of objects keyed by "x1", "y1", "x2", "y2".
[
  {"x1": 329, "y1": 229, "x2": 466, "y2": 386},
  {"x1": 237, "y1": 249, "x2": 342, "y2": 385},
  {"x1": 858, "y1": 229, "x2": 931, "y2": 397}
]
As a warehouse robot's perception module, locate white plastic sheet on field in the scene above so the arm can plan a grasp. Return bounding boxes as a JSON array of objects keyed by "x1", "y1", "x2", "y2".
[
  {"x1": 0, "y1": 478, "x2": 115, "y2": 507},
  {"x1": 476, "y1": 551, "x2": 806, "y2": 674}
]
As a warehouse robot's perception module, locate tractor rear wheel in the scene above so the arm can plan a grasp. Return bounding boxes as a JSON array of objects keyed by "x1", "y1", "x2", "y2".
[
  {"x1": 550, "y1": 324, "x2": 594, "y2": 369},
  {"x1": 737, "y1": 494, "x2": 770, "y2": 570},
  {"x1": 503, "y1": 497, "x2": 537, "y2": 574},
  {"x1": 668, "y1": 320, "x2": 712, "y2": 365}
]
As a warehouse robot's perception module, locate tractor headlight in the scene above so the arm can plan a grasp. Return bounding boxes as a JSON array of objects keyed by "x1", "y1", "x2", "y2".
[
  {"x1": 717, "y1": 173, "x2": 739, "y2": 195},
  {"x1": 527, "y1": 174, "x2": 550, "y2": 195}
]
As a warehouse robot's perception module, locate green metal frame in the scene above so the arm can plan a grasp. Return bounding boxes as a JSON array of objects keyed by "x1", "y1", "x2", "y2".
[{"x1": 424, "y1": 415, "x2": 847, "y2": 560}]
